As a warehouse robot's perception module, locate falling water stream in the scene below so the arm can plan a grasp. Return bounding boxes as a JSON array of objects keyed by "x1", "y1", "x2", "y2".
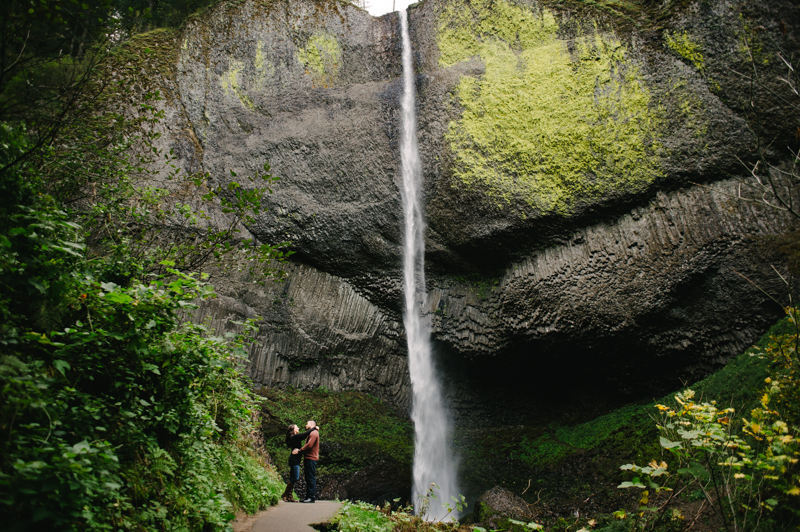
[{"x1": 398, "y1": 9, "x2": 459, "y2": 520}]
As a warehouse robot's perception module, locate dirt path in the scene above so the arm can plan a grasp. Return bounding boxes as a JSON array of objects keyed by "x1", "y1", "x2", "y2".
[{"x1": 232, "y1": 500, "x2": 343, "y2": 532}]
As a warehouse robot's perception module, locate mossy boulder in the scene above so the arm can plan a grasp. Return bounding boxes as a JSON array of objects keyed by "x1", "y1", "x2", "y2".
[{"x1": 473, "y1": 486, "x2": 538, "y2": 530}]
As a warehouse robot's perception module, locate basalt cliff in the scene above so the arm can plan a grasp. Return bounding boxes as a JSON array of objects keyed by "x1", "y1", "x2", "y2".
[{"x1": 136, "y1": 0, "x2": 800, "y2": 422}]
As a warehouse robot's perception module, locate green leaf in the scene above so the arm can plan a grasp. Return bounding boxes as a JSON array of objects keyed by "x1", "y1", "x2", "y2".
[
  {"x1": 678, "y1": 463, "x2": 709, "y2": 480},
  {"x1": 53, "y1": 359, "x2": 70, "y2": 376},
  {"x1": 104, "y1": 292, "x2": 133, "y2": 304},
  {"x1": 659, "y1": 436, "x2": 681, "y2": 449},
  {"x1": 100, "y1": 281, "x2": 120, "y2": 292},
  {"x1": 72, "y1": 440, "x2": 91, "y2": 453},
  {"x1": 28, "y1": 278, "x2": 46, "y2": 293}
]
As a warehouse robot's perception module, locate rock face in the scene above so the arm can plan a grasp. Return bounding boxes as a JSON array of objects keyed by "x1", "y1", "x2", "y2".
[{"x1": 141, "y1": 0, "x2": 800, "y2": 418}]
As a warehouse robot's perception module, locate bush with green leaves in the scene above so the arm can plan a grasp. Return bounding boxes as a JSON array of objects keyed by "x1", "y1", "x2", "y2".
[
  {"x1": 0, "y1": 191, "x2": 282, "y2": 530},
  {"x1": 616, "y1": 310, "x2": 800, "y2": 532}
]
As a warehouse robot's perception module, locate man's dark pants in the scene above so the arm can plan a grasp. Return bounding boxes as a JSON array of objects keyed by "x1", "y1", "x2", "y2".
[{"x1": 304, "y1": 459, "x2": 317, "y2": 501}]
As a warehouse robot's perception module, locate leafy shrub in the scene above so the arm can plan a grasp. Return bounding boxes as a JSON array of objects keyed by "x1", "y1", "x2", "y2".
[
  {"x1": 0, "y1": 196, "x2": 281, "y2": 530},
  {"x1": 617, "y1": 309, "x2": 800, "y2": 532}
]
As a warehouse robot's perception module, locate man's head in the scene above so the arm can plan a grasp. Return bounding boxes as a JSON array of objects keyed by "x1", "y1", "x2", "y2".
[{"x1": 305, "y1": 420, "x2": 316, "y2": 430}]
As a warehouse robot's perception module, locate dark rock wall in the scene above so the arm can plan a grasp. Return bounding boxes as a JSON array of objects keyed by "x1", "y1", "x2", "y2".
[{"x1": 141, "y1": 0, "x2": 799, "y2": 419}]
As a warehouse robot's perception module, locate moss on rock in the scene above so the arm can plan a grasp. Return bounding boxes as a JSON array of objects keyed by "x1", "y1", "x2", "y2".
[
  {"x1": 436, "y1": 0, "x2": 664, "y2": 215},
  {"x1": 664, "y1": 30, "x2": 705, "y2": 71},
  {"x1": 296, "y1": 32, "x2": 342, "y2": 88},
  {"x1": 220, "y1": 58, "x2": 256, "y2": 111}
]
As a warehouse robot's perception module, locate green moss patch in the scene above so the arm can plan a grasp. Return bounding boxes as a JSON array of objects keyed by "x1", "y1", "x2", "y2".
[
  {"x1": 220, "y1": 59, "x2": 256, "y2": 111},
  {"x1": 437, "y1": 0, "x2": 664, "y2": 215},
  {"x1": 664, "y1": 30, "x2": 705, "y2": 71},
  {"x1": 296, "y1": 33, "x2": 342, "y2": 88}
]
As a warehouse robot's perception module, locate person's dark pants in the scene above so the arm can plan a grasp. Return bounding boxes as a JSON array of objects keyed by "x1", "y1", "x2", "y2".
[
  {"x1": 289, "y1": 464, "x2": 300, "y2": 483},
  {"x1": 304, "y1": 459, "x2": 317, "y2": 500}
]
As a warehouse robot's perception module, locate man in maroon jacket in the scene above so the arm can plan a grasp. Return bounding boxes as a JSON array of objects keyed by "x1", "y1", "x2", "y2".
[{"x1": 292, "y1": 420, "x2": 319, "y2": 503}]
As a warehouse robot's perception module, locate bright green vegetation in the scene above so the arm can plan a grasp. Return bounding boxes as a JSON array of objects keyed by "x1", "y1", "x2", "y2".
[
  {"x1": 0, "y1": 207, "x2": 284, "y2": 530},
  {"x1": 0, "y1": 3, "x2": 288, "y2": 529},
  {"x1": 329, "y1": 499, "x2": 474, "y2": 532},
  {"x1": 437, "y1": 0, "x2": 663, "y2": 215},
  {"x1": 614, "y1": 313, "x2": 800, "y2": 531},
  {"x1": 453, "y1": 314, "x2": 785, "y2": 511},
  {"x1": 664, "y1": 30, "x2": 705, "y2": 70},
  {"x1": 519, "y1": 404, "x2": 649, "y2": 467},
  {"x1": 257, "y1": 387, "x2": 413, "y2": 477},
  {"x1": 451, "y1": 313, "x2": 795, "y2": 530},
  {"x1": 331, "y1": 501, "x2": 394, "y2": 532},
  {"x1": 297, "y1": 33, "x2": 342, "y2": 88}
]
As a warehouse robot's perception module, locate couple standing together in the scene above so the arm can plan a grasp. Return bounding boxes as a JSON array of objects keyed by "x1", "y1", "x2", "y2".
[{"x1": 282, "y1": 420, "x2": 320, "y2": 503}]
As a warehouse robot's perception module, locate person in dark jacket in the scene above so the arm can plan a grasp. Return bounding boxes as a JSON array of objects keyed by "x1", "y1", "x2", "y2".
[
  {"x1": 282, "y1": 423, "x2": 319, "y2": 502},
  {"x1": 292, "y1": 420, "x2": 320, "y2": 503}
]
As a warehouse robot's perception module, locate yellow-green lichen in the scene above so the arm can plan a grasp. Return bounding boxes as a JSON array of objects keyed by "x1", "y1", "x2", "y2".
[
  {"x1": 296, "y1": 33, "x2": 342, "y2": 88},
  {"x1": 254, "y1": 40, "x2": 277, "y2": 87},
  {"x1": 672, "y1": 78, "x2": 708, "y2": 139},
  {"x1": 665, "y1": 31, "x2": 705, "y2": 71},
  {"x1": 219, "y1": 59, "x2": 255, "y2": 111},
  {"x1": 437, "y1": 0, "x2": 663, "y2": 215}
]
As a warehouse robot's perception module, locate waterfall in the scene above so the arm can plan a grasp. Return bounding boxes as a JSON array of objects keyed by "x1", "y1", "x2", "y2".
[{"x1": 398, "y1": 9, "x2": 459, "y2": 520}]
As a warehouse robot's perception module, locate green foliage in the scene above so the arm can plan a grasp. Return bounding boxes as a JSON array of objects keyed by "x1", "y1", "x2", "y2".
[
  {"x1": 331, "y1": 500, "x2": 394, "y2": 532},
  {"x1": 617, "y1": 309, "x2": 800, "y2": 532},
  {"x1": 517, "y1": 313, "x2": 788, "y2": 472},
  {"x1": 450, "y1": 273, "x2": 501, "y2": 299},
  {"x1": 331, "y1": 495, "x2": 474, "y2": 532},
  {"x1": 113, "y1": 0, "x2": 223, "y2": 34},
  {"x1": 258, "y1": 388, "x2": 413, "y2": 477},
  {"x1": 0, "y1": 183, "x2": 281, "y2": 529}
]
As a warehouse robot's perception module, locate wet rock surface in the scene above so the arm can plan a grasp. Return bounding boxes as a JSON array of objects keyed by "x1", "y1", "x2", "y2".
[{"x1": 136, "y1": 0, "x2": 800, "y2": 421}]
